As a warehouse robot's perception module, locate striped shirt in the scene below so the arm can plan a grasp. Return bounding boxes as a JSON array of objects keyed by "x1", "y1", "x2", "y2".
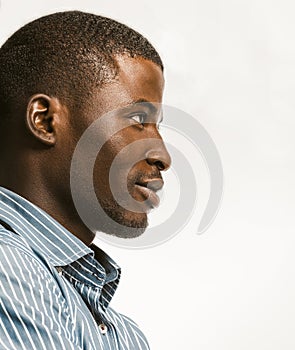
[{"x1": 0, "y1": 187, "x2": 149, "y2": 350}]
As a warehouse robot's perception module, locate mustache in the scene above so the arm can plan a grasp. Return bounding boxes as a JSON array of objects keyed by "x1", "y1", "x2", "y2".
[{"x1": 131, "y1": 170, "x2": 162, "y2": 184}]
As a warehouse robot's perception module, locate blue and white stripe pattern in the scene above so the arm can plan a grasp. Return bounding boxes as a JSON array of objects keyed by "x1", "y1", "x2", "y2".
[{"x1": 0, "y1": 187, "x2": 149, "y2": 349}]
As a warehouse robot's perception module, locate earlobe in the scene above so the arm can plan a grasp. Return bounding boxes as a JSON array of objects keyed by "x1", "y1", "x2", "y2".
[{"x1": 26, "y1": 94, "x2": 57, "y2": 146}]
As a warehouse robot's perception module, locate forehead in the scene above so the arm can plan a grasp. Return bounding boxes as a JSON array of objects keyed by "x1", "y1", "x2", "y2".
[
  {"x1": 85, "y1": 55, "x2": 164, "y2": 114},
  {"x1": 114, "y1": 54, "x2": 164, "y2": 102}
]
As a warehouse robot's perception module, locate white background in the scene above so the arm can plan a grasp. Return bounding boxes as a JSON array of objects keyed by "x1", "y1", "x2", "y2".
[{"x1": 1, "y1": 1, "x2": 295, "y2": 349}]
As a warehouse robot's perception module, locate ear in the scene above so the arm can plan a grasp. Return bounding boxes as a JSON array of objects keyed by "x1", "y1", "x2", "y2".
[{"x1": 26, "y1": 94, "x2": 60, "y2": 146}]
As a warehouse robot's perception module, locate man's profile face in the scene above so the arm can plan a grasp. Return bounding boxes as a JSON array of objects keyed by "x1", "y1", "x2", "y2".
[{"x1": 72, "y1": 55, "x2": 171, "y2": 238}]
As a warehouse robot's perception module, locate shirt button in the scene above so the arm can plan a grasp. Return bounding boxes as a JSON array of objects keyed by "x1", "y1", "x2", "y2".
[{"x1": 98, "y1": 323, "x2": 108, "y2": 335}]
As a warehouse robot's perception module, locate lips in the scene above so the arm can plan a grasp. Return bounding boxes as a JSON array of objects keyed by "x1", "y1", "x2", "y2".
[{"x1": 135, "y1": 178, "x2": 163, "y2": 208}]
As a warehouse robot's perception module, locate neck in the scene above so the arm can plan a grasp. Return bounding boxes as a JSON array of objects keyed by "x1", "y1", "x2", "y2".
[{"x1": 0, "y1": 161, "x2": 96, "y2": 246}]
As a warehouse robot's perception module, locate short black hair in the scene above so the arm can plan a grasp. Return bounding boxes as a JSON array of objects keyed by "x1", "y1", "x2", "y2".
[{"x1": 0, "y1": 11, "x2": 163, "y2": 119}]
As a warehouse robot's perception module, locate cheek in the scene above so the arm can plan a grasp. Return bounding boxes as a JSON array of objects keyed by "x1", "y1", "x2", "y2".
[
  {"x1": 93, "y1": 135, "x2": 128, "y2": 193},
  {"x1": 95, "y1": 128, "x2": 146, "y2": 168},
  {"x1": 95, "y1": 134, "x2": 125, "y2": 168},
  {"x1": 93, "y1": 128, "x2": 148, "y2": 194}
]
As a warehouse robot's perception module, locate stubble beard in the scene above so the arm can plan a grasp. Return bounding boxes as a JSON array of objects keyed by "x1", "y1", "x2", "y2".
[{"x1": 98, "y1": 197, "x2": 148, "y2": 239}]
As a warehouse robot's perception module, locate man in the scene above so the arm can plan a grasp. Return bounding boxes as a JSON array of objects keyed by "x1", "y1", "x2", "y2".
[{"x1": 0, "y1": 11, "x2": 171, "y2": 349}]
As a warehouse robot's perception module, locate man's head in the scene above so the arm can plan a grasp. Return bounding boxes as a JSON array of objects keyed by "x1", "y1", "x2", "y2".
[
  {"x1": 0, "y1": 11, "x2": 171, "y2": 242},
  {"x1": 0, "y1": 11, "x2": 163, "y2": 117}
]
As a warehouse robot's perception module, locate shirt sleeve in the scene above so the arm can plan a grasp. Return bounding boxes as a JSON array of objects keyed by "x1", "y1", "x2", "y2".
[{"x1": 0, "y1": 242, "x2": 83, "y2": 350}]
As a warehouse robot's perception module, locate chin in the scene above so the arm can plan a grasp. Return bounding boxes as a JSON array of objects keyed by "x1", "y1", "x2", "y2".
[
  {"x1": 107, "y1": 225, "x2": 147, "y2": 239},
  {"x1": 99, "y1": 205, "x2": 149, "y2": 239}
]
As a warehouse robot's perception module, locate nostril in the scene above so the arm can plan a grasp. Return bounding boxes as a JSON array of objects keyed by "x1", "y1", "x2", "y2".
[
  {"x1": 154, "y1": 160, "x2": 165, "y2": 171},
  {"x1": 146, "y1": 157, "x2": 165, "y2": 170},
  {"x1": 146, "y1": 157, "x2": 170, "y2": 171},
  {"x1": 145, "y1": 148, "x2": 171, "y2": 171}
]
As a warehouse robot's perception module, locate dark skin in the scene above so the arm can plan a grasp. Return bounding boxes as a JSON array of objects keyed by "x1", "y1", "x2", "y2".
[{"x1": 0, "y1": 54, "x2": 171, "y2": 245}]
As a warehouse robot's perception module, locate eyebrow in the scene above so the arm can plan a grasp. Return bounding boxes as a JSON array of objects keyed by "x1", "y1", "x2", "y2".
[{"x1": 132, "y1": 98, "x2": 163, "y2": 123}]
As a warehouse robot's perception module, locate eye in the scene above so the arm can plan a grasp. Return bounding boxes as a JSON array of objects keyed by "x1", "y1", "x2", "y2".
[{"x1": 130, "y1": 113, "x2": 147, "y2": 125}]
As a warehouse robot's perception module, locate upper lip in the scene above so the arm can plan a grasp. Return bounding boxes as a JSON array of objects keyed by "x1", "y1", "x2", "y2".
[{"x1": 135, "y1": 178, "x2": 164, "y2": 192}]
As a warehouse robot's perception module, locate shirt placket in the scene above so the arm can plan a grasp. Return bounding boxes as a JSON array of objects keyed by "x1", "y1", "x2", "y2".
[{"x1": 61, "y1": 256, "x2": 120, "y2": 350}]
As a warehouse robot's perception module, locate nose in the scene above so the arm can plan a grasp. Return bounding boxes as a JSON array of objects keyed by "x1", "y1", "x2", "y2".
[{"x1": 145, "y1": 141, "x2": 171, "y2": 172}]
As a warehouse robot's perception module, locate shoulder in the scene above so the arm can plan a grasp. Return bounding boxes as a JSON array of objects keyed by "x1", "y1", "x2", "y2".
[
  {"x1": 0, "y1": 227, "x2": 56, "y2": 290},
  {"x1": 0, "y1": 226, "x2": 33, "y2": 256},
  {"x1": 0, "y1": 230, "x2": 81, "y2": 349},
  {"x1": 0, "y1": 227, "x2": 70, "y2": 330}
]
